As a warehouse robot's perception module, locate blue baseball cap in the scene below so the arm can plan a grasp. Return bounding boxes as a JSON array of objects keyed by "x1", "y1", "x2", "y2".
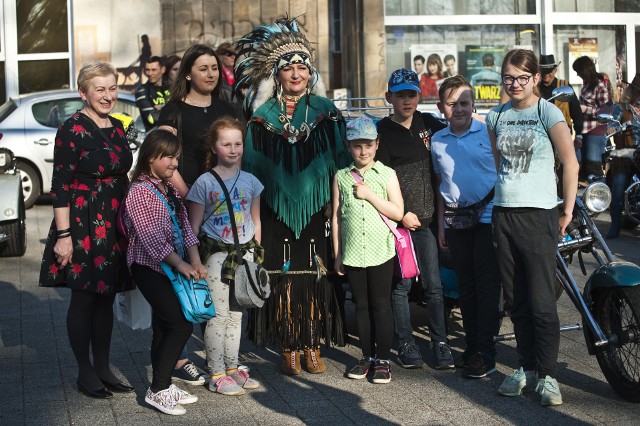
[{"x1": 388, "y1": 69, "x2": 420, "y2": 93}]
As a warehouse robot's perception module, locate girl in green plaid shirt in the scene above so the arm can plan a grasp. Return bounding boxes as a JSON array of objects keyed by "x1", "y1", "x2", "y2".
[{"x1": 331, "y1": 116, "x2": 404, "y2": 384}]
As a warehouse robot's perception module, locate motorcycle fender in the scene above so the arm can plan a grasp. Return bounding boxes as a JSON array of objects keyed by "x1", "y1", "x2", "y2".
[
  {"x1": 584, "y1": 262, "x2": 640, "y2": 304},
  {"x1": 0, "y1": 174, "x2": 21, "y2": 222}
]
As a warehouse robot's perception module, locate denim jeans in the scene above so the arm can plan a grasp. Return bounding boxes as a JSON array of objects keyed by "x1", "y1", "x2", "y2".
[
  {"x1": 609, "y1": 171, "x2": 631, "y2": 235},
  {"x1": 584, "y1": 133, "x2": 607, "y2": 163},
  {"x1": 391, "y1": 226, "x2": 447, "y2": 346}
]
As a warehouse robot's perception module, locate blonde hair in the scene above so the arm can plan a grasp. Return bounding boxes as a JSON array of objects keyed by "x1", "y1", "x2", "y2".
[{"x1": 77, "y1": 62, "x2": 118, "y2": 92}]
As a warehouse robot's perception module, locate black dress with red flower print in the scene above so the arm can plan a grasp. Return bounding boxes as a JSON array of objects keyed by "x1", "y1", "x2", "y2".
[{"x1": 39, "y1": 112, "x2": 134, "y2": 294}]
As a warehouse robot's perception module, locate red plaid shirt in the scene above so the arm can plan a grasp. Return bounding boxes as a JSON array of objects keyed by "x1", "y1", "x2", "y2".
[
  {"x1": 580, "y1": 79, "x2": 610, "y2": 135},
  {"x1": 124, "y1": 174, "x2": 199, "y2": 275}
]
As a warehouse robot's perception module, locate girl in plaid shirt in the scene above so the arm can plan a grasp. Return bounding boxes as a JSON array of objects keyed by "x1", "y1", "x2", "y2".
[{"x1": 123, "y1": 130, "x2": 207, "y2": 415}]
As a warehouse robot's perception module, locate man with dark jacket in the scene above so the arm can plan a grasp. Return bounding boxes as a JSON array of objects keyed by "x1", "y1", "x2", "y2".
[
  {"x1": 135, "y1": 56, "x2": 170, "y2": 131},
  {"x1": 376, "y1": 69, "x2": 454, "y2": 370}
]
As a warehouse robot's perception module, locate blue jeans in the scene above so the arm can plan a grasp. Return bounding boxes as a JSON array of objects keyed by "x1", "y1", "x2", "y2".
[
  {"x1": 584, "y1": 133, "x2": 607, "y2": 163},
  {"x1": 391, "y1": 227, "x2": 447, "y2": 346},
  {"x1": 609, "y1": 171, "x2": 631, "y2": 235}
]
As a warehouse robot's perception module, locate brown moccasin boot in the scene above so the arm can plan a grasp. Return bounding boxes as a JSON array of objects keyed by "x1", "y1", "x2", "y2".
[
  {"x1": 304, "y1": 348, "x2": 326, "y2": 374},
  {"x1": 281, "y1": 350, "x2": 301, "y2": 375}
]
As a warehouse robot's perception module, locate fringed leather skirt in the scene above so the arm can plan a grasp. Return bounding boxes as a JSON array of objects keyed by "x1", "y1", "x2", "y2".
[{"x1": 246, "y1": 204, "x2": 346, "y2": 349}]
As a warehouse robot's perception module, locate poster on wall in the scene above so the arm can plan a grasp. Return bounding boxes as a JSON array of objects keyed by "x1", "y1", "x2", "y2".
[
  {"x1": 410, "y1": 44, "x2": 458, "y2": 103},
  {"x1": 465, "y1": 45, "x2": 506, "y2": 104},
  {"x1": 568, "y1": 38, "x2": 598, "y2": 85}
]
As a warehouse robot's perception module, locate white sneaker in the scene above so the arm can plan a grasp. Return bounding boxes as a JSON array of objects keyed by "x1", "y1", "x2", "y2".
[
  {"x1": 145, "y1": 387, "x2": 186, "y2": 415},
  {"x1": 169, "y1": 384, "x2": 198, "y2": 404},
  {"x1": 498, "y1": 368, "x2": 538, "y2": 396},
  {"x1": 537, "y1": 376, "x2": 563, "y2": 406}
]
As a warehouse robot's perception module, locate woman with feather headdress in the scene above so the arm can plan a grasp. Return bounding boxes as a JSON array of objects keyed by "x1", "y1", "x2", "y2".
[{"x1": 234, "y1": 17, "x2": 349, "y2": 375}]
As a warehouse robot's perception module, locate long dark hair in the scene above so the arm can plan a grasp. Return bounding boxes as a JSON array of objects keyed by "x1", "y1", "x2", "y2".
[
  {"x1": 169, "y1": 44, "x2": 222, "y2": 102},
  {"x1": 203, "y1": 116, "x2": 246, "y2": 170},
  {"x1": 130, "y1": 130, "x2": 181, "y2": 182},
  {"x1": 572, "y1": 56, "x2": 605, "y2": 88}
]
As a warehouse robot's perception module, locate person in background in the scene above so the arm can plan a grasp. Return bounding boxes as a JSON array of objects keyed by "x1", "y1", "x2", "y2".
[
  {"x1": 431, "y1": 75, "x2": 501, "y2": 379},
  {"x1": 605, "y1": 74, "x2": 640, "y2": 239},
  {"x1": 124, "y1": 130, "x2": 206, "y2": 415},
  {"x1": 376, "y1": 68, "x2": 454, "y2": 371},
  {"x1": 39, "y1": 61, "x2": 134, "y2": 399},
  {"x1": 135, "y1": 56, "x2": 170, "y2": 131},
  {"x1": 158, "y1": 44, "x2": 238, "y2": 193},
  {"x1": 164, "y1": 55, "x2": 182, "y2": 85},
  {"x1": 187, "y1": 117, "x2": 263, "y2": 395},
  {"x1": 572, "y1": 55, "x2": 611, "y2": 180},
  {"x1": 332, "y1": 116, "x2": 404, "y2": 384},
  {"x1": 487, "y1": 48, "x2": 578, "y2": 407}
]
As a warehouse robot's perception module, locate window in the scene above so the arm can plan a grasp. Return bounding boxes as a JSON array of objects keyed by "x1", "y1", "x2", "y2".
[
  {"x1": 553, "y1": 0, "x2": 638, "y2": 13},
  {"x1": 386, "y1": 24, "x2": 539, "y2": 105},
  {"x1": 32, "y1": 98, "x2": 83, "y2": 128},
  {"x1": 386, "y1": 0, "x2": 536, "y2": 16},
  {"x1": 18, "y1": 60, "x2": 70, "y2": 94},
  {"x1": 552, "y1": 25, "x2": 625, "y2": 95},
  {"x1": 16, "y1": 0, "x2": 69, "y2": 54}
]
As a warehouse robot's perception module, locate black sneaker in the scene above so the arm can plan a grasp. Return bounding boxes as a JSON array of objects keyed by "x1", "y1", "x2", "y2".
[
  {"x1": 172, "y1": 361, "x2": 206, "y2": 385},
  {"x1": 462, "y1": 353, "x2": 496, "y2": 379},
  {"x1": 454, "y1": 348, "x2": 477, "y2": 369},
  {"x1": 398, "y1": 343, "x2": 424, "y2": 369},
  {"x1": 347, "y1": 357, "x2": 371, "y2": 380},
  {"x1": 372, "y1": 360, "x2": 391, "y2": 384},
  {"x1": 432, "y1": 342, "x2": 455, "y2": 370}
]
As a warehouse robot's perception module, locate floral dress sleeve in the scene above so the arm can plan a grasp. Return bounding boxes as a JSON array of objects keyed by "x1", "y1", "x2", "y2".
[{"x1": 51, "y1": 114, "x2": 84, "y2": 208}]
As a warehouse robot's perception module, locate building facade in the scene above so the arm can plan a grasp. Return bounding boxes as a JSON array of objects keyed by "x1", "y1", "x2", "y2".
[{"x1": 1, "y1": 0, "x2": 639, "y2": 109}]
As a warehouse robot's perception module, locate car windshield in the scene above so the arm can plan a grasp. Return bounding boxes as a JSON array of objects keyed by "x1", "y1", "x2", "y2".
[{"x1": 0, "y1": 100, "x2": 18, "y2": 124}]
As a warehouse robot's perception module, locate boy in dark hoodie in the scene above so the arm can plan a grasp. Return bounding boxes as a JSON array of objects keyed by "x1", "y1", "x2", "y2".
[{"x1": 376, "y1": 69, "x2": 454, "y2": 370}]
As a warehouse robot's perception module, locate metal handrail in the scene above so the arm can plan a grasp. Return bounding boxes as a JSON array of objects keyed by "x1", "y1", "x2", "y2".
[{"x1": 331, "y1": 97, "x2": 394, "y2": 120}]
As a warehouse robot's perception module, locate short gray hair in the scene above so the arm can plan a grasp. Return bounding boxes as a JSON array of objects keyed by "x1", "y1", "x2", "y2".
[{"x1": 77, "y1": 62, "x2": 118, "y2": 92}]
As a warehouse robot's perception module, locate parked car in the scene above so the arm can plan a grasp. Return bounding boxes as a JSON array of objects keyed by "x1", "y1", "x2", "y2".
[
  {"x1": 0, "y1": 148, "x2": 26, "y2": 257},
  {"x1": 0, "y1": 90, "x2": 144, "y2": 208}
]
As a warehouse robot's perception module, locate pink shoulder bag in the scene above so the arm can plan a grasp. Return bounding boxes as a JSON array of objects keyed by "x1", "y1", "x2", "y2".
[{"x1": 349, "y1": 171, "x2": 419, "y2": 279}]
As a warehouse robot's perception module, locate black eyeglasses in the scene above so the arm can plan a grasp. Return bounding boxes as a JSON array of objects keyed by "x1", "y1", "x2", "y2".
[{"x1": 501, "y1": 74, "x2": 533, "y2": 86}]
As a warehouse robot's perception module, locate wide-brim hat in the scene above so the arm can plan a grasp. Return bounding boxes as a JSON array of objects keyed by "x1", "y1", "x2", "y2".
[{"x1": 539, "y1": 54, "x2": 560, "y2": 74}]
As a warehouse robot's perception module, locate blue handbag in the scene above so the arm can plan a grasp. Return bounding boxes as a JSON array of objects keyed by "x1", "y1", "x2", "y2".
[{"x1": 143, "y1": 183, "x2": 216, "y2": 323}]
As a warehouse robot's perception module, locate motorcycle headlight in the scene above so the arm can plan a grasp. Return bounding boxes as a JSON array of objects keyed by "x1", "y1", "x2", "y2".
[{"x1": 582, "y1": 182, "x2": 611, "y2": 213}]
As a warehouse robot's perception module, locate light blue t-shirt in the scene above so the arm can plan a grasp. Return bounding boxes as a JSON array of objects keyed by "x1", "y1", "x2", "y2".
[
  {"x1": 431, "y1": 118, "x2": 497, "y2": 224},
  {"x1": 186, "y1": 170, "x2": 264, "y2": 244},
  {"x1": 486, "y1": 99, "x2": 565, "y2": 208}
]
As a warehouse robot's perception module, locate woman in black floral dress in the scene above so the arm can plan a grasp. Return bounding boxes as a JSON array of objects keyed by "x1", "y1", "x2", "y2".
[{"x1": 39, "y1": 62, "x2": 134, "y2": 398}]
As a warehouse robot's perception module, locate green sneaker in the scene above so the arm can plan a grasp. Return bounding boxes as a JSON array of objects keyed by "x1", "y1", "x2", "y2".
[
  {"x1": 498, "y1": 368, "x2": 538, "y2": 396},
  {"x1": 537, "y1": 376, "x2": 563, "y2": 406}
]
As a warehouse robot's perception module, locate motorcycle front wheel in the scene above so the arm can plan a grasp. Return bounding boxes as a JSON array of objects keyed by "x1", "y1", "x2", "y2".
[{"x1": 593, "y1": 286, "x2": 640, "y2": 402}]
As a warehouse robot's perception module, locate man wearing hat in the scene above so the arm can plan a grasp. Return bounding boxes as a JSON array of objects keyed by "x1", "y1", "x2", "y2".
[{"x1": 538, "y1": 54, "x2": 584, "y2": 149}]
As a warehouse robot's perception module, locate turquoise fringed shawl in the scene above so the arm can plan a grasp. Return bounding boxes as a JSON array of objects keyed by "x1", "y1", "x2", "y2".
[{"x1": 244, "y1": 95, "x2": 349, "y2": 238}]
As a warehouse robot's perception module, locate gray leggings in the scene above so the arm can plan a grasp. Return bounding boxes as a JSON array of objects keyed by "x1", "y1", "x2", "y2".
[{"x1": 203, "y1": 251, "x2": 251, "y2": 375}]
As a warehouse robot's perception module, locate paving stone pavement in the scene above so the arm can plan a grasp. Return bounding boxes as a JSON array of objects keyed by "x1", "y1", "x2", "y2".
[{"x1": 1, "y1": 204, "x2": 640, "y2": 425}]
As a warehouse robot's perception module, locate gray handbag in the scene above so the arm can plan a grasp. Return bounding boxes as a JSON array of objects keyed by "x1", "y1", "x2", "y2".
[{"x1": 210, "y1": 170, "x2": 270, "y2": 308}]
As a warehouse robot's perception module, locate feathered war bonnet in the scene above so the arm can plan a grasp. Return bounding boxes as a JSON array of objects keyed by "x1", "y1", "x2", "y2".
[{"x1": 234, "y1": 17, "x2": 326, "y2": 118}]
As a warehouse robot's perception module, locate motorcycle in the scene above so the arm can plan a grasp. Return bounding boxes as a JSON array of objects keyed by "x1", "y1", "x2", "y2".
[
  {"x1": 597, "y1": 113, "x2": 640, "y2": 228},
  {"x1": 494, "y1": 181, "x2": 640, "y2": 402},
  {"x1": 0, "y1": 148, "x2": 26, "y2": 257}
]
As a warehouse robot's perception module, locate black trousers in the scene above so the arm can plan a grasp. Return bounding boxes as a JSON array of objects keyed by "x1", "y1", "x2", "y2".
[
  {"x1": 133, "y1": 264, "x2": 193, "y2": 392},
  {"x1": 346, "y1": 258, "x2": 394, "y2": 360},
  {"x1": 492, "y1": 207, "x2": 560, "y2": 377},
  {"x1": 445, "y1": 223, "x2": 501, "y2": 356}
]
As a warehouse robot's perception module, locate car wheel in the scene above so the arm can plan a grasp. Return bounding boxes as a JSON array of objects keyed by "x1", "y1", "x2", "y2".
[
  {"x1": 16, "y1": 161, "x2": 40, "y2": 209},
  {"x1": 0, "y1": 192, "x2": 27, "y2": 257}
]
